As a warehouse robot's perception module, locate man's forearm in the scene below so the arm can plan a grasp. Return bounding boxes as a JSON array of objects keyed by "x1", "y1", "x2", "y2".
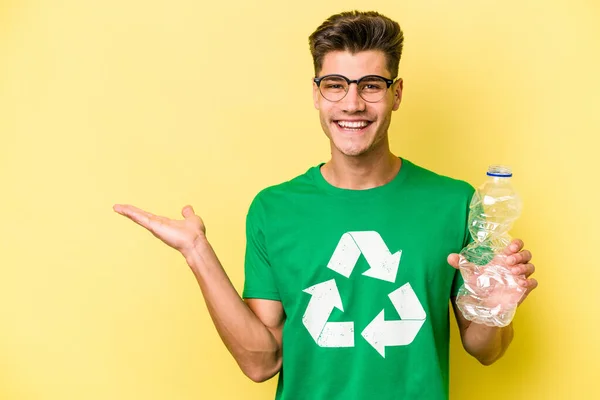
[
  {"x1": 182, "y1": 236, "x2": 282, "y2": 381},
  {"x1": 462, "y1": 322, "x2": 514, "y2": 365}
]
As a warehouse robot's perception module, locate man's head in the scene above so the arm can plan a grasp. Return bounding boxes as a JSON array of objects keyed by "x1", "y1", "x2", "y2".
[
  {"x1": 309, "y1": 11, "x2": 404, "y2": 79},
  {"x1": 309, "y1": 11, "x2": 405, "y2": 159}
]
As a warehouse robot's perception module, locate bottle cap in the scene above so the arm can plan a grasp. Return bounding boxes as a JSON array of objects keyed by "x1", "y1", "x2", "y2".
[{"x1": 487, "y1": 165, "x2": 513, "y2": 177}]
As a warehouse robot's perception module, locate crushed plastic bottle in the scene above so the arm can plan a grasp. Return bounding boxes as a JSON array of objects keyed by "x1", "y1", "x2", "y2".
[{"x1": 456, "y1": 165, "x2": 526, "y2": 327}]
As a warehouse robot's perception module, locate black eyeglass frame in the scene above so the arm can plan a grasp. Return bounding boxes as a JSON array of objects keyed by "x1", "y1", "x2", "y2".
[{"x1": 313, "y1": 74, "x2": 398, "y2": 103}]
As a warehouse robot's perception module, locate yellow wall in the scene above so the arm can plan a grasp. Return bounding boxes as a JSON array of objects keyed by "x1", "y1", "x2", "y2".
[{"x1": 1, "y1": 0, "x2": 598, "y2": 398}]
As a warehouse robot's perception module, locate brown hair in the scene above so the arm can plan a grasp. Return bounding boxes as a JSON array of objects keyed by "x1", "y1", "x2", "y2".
[{"x1": 308, "y1": 11, "x2": 404, "y2": 78}]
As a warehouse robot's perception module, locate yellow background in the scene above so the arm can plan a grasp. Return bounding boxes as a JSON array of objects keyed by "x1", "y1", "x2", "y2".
[{"x1": 1, "y1": 0, "x2": 598, "y2": 398}]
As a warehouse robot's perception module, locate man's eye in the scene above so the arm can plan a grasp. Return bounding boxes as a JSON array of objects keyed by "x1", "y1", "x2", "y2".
[{"x1": 362, "y1": 83, "x2": 384, "y2": 90}]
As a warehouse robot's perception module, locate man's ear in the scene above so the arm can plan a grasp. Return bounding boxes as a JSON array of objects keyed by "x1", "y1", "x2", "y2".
[
  {"x1": 392, "y1": 78, "x2": 403, "y2": 111},
  {"x1": 313, "y1": 80, "x2": 320, "y2": 110}
]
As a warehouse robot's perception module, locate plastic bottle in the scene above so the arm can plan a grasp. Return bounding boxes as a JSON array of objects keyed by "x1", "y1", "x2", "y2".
[{"x1": 456, "y1": 165, "x2": 526, "y2": 327}]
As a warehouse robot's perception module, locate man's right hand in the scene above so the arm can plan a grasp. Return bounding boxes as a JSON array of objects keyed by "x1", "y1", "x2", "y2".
[
  {"x1": 113, "y1": 202, "x2": 284, "y2": 381},
  {"x1": 113, "y1": 204, "x2": 206, "y2": 257}
]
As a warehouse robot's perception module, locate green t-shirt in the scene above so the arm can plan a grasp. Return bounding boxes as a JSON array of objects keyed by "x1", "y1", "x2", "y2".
[{"x1": 243, "y1": 158, "x2": 474, "y2": 400}]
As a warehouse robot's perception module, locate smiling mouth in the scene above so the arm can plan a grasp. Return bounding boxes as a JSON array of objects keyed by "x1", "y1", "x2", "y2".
[{"x1": 335, "y1": 120, "x2": 372, "y2": 132}]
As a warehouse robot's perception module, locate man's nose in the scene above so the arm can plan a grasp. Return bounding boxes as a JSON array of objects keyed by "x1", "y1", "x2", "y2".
[{"x1": 341, "y1": 83, "x2": 366, "y2": 113}]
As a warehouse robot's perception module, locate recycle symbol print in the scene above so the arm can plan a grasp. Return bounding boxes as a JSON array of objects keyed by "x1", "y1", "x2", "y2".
[{"x1": 302, "y1": 231, "x2": 427, "y2": 358}]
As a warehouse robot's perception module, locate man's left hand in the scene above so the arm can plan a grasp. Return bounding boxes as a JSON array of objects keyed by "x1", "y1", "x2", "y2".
[{"x1": 447, "y1": 238, "x2": 538, "y2": 305}]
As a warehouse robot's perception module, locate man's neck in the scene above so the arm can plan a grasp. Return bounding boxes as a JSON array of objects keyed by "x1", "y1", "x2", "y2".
[{"x1": 320, "y1": 148, "x2": 402, "y2": 190}]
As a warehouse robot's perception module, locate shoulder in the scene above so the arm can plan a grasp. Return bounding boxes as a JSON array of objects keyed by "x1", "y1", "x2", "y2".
[
  {"x1": 404, "y1": 159, "x2": 475, "y2": 200},
  {"x1": 247, "y1": 164, "x2": 320, "y2": 213}
]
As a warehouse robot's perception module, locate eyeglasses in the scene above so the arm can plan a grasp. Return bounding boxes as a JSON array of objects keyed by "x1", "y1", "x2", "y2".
[{"x1": 313, "y1": 74, "x2": 397, "y2": 103}]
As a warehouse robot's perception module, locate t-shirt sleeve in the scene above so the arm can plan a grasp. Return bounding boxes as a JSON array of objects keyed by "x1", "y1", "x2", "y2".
[
  {"x1": 451, "y1": 182, "x2": 476, "y2": 297},
  {"x1": 242, "y1": 195, "x2": 280, "y2": 301}
]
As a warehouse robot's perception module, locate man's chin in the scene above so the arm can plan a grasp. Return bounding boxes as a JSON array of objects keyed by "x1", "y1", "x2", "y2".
[{"x1": 332, "y1": 144, "x2": 370, "y2": 158}]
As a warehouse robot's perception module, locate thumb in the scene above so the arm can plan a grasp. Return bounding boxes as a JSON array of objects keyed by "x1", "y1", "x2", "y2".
[
  {"x1": 181, "y1": 205, "x2": 196, "y2": 219},
  {"x1": 447, "y1": 253, "x2": 460, "y2": 269}
]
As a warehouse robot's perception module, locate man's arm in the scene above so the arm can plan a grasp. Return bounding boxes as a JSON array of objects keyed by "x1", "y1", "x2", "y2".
[
  {"x1": 450, "y1": 298, "x2": 514, "y2": 365},
  {"x1": 447, "y1": 239, "x2": 538, "y2": 365},
  {"x1": 186, "y1": 238, "x2": 285, "y2": 382},
  {"x1": 113, "y1": 204, "x2": 284, "y2": 382}
]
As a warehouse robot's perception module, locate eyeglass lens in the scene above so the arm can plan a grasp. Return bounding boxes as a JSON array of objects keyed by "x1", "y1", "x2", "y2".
[{"x1": 319, "y1": 76, "x2": 389, "y2": 102}]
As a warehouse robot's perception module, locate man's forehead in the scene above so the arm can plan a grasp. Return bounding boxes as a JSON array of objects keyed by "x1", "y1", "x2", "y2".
[{"x1": 319, "y1": 50, "x2": 390, "y2": 78}]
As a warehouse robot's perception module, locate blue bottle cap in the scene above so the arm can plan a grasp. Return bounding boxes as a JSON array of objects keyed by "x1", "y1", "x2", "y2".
[{"x1": 487, "y1": 165, "x2": 513, "y2": 177}]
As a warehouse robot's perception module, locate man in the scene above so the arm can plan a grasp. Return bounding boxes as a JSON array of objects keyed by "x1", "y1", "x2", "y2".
[{"x1": 114, "y1": 10, "x2": 537, "y2": 400}]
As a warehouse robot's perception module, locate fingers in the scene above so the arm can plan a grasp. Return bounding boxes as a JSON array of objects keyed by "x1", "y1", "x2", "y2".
[
  {"x1": 182, "y1": 205, "x2": 196, "y2": 219},
  {"x1": 113, "y1": 204, "x2": 156, "y2": 229},
  {"x1": 510, "y1": 262, "x2": 535, "y2": 277},
  {"x1": 507, "y1": 249, "x2": 532, "y2": 266},
  {"x1": 114, "y1": 204, "x2": 153, "y2": 218},
  {"x1": 517, "y1": 278, "x2": 538, "y2": 305},
  {"x1": 522, "y1": 277, "x2": 538, "y2": 290},
  {"x1": 503, "y1": 238, "x2": 524, "y2": 255},
  {"x1": 447, "y1": 253, "x2": 460, "y2": 269},
  {"x1": 517, "y1": 273, "x2": 537, "y2": 295}
]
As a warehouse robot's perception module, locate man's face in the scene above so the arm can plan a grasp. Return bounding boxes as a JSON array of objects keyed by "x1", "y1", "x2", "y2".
[{"x1": 313, "y1": 50, "x2": 403, "y2": 158}]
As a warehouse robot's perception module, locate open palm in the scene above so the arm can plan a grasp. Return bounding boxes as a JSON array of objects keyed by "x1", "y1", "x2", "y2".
[{"x1": 113, "y1": 204, "x2": 205, "y2": 254}]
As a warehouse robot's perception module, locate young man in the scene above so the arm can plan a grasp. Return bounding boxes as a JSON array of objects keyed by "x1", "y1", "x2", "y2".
[{"x1": 114, "y1": 11, "x2": 537, "y2": 400}]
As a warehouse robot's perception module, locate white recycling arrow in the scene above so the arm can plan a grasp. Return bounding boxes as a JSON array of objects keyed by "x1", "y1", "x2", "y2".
[
  {"x1": 302, "y1": 279, "x2": 354, "y2": 348},
  {"x1": 327, "y1": 231, "x2": 401, "y2": 283},
  {"x1": 361, "y1": 283, "x2": 426, "y2": 357}
]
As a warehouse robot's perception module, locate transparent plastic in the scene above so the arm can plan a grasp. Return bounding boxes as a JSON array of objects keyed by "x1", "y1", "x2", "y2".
[{"x1": 456, "y1": 165, "x2": 526, "y2": 327}]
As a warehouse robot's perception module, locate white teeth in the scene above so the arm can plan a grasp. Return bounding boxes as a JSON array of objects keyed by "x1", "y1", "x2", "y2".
[{"x1": 337, "y1": 120, "x2": 368, "y2": 129}]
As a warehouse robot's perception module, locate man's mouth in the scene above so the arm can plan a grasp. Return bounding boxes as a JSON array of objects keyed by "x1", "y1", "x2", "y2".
[{"x1": 335, "y1": 120, "x2": 372, "y2": 132}]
